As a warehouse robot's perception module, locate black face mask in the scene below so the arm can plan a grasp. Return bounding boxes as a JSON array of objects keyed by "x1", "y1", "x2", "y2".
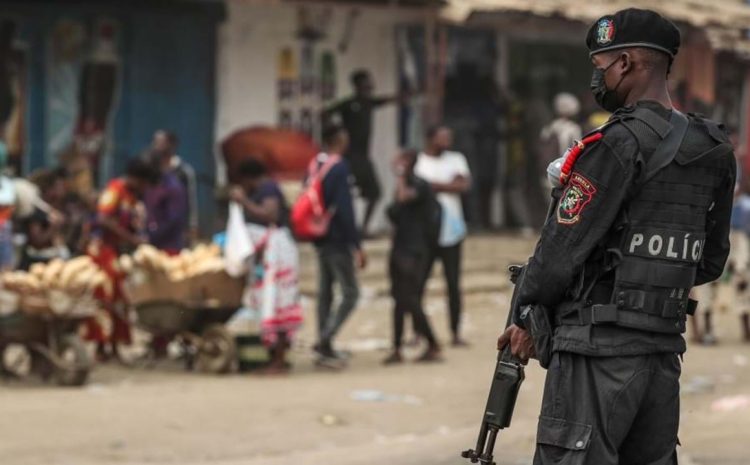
[{"x1": 590, "y1": 57, "x2": 626, "y2": 113}]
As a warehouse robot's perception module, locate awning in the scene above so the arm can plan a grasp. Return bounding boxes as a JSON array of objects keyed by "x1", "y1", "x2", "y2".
[{"x1": 442, "y1": 0, "x2": 750, "y2": 54}]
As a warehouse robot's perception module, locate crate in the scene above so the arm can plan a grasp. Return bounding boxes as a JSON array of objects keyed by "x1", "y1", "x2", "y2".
[{"x1": 125, "y1": 269, "x2": 245, "y2": 309}]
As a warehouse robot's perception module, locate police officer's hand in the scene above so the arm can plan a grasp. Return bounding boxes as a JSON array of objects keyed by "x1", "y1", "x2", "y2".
[{"x1": 497, "y1": 324, "x2": 536, "y2": 365}]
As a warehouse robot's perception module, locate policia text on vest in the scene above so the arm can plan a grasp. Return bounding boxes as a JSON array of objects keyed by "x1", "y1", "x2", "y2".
[{"x1": 627, "y1": 229, "x2": 705, "y2": 263}]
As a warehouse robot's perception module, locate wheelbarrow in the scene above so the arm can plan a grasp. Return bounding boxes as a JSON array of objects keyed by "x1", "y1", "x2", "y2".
[
  {"x1": 0, "y1": 310, "x2": 92, "y2": 386},
  {"x1": 133, "y1": 300, "x2": 238, "y2": 374}
]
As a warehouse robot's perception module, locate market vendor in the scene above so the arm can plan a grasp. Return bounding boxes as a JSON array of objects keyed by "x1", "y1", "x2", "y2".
[
  {"x1": 86, "y1": 157, "x2": 158, "y2": 361},
  {"x1": 18, "y1": 168, "x2": 70, "y2": 271},
  {"x1": 229, "y1": 158, "x2": 301, "y2": 374},
  {"x1": 144, "y1": 147, "x2": 188, "y2": 255}
]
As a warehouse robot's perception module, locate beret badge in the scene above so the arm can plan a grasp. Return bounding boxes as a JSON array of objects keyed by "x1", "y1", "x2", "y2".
[{"x1": 596, "y1": 18, "x2": 615, "y2": 45}]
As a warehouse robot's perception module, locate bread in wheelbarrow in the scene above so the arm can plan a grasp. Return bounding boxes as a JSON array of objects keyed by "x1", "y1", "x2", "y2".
[
  {"x1": 119, "y1": 254, "x2": 134, "y2": 275},
  {"x1": 57, "y1": 256, "x2": 95, "y2": 289},
  {"x1": 185, "y1": 257, "x2": 225, "y2": 277},
  {"x1": 133, "y1": 244, "x2": 165, "y2": 271},
  {"x1": 68, "y1": 266, "x2": 100, "y2": 293},
  {"x1": 87, "y1": 270, "x2": 112, "y2": 298},
  {"x1": 29, "y1": 262, "x2": 46, "y2": 280},
  {"x1": 41, "y1": 258, "x2": 65, "y2": 288},
  {"x1": 2, "y1": 271, "x2": 42, "y2": 293}
]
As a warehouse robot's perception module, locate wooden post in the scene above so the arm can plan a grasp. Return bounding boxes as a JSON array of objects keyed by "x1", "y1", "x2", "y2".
[{"x1": 424, "y1": 12, "x2": 436, "y2": 127}]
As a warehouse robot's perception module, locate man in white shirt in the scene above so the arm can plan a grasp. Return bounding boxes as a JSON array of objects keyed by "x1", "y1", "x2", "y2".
[
  {"x1": 415, "y1": 125, "x2": 471, "y2": 346},
  {"x1": 539, "y1": 93, "x2": 583, "y2": 175}
]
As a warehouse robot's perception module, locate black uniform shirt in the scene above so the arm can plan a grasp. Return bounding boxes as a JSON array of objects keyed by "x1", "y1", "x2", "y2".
[
  {"x1": 327, "y1": 96, "x2": 388, "y2": 160},
  {"x1": 518, "y1": 101, "x2": 736, "y2": 356}
]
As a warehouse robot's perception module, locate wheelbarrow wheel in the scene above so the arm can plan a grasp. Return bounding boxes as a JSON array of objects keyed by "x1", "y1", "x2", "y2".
[
  {"x1": 54, "y1": 335, "x2": 91, "y2": 387},
  {"x1": 1, "y1": 344, "x2": 33, "y2": 379},
  {"x1": 195, "y1": 324, "x2": 236, "y2": 374}
]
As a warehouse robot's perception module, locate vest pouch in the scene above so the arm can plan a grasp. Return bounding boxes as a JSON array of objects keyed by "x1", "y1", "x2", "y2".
[
  {"x1": 521, "y1": 305, "x2": 553, "y2": 369},
  {"x1": 616, "y1": 259, "x2": 696, "y2": 289},
  {"x1": 608, "y1": 255, "x2": 695, "y2": 334}
]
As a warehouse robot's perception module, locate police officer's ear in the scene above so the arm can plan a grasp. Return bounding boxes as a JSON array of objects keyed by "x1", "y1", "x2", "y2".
[{"x1": 616, "y1": 51, "x2": 634, "y2": 75}]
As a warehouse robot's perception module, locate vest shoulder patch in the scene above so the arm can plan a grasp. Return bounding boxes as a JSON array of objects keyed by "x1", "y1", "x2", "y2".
[{"x1": 557, "y1": 173, "x2": 597, "y2": 225}]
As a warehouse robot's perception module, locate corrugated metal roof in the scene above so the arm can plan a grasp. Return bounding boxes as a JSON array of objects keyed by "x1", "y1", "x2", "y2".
[{"x1": 442, "y1": 0, "x2": 750, "y2": 53}]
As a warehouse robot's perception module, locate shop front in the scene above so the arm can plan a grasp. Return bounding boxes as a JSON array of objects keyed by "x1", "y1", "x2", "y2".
[
  {"x1": 441, "y1": 2, "x2": 750, "y2": 226},
  {"x1": 0, "y1": 0, "x2": 224, "y2": 229},
  {"x1": 215, "y1": 0, "x2": 432, "y2": 230}
]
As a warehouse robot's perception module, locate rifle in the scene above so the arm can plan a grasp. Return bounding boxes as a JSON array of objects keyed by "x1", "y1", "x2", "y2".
[
  {"x1": 461, "y1": 264, "x2": 526, "y2": 465},
  {"x1": 462, "y1": 177, "x2": 564, "y2": 465}
]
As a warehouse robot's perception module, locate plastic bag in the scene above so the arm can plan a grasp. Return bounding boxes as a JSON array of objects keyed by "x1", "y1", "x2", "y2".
[{"x1": 224, "y1": 201, "x2": 254, "y2": 277}]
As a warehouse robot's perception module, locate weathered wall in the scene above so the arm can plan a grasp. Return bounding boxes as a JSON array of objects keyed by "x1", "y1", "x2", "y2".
[{"x1": 216, "y1": 2, "x2": 426, "y2": 230}]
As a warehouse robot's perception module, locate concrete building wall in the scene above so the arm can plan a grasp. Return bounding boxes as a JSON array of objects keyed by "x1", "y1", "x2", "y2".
[{"x1": 215, "y1": 1, "x2": 426, "y2": 230}]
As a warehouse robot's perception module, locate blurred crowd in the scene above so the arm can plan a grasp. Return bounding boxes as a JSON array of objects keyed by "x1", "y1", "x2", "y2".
[
  {"x1": 2, "y1": 68, "x2": 747, "y2": 376},
  {"x1": 0, "y1": 130, "x2": 197, "y2": 360}
]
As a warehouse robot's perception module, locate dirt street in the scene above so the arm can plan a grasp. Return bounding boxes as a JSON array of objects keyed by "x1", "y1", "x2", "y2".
[{"x1": 1, "y1": 236, "x2": 749, "y2": 465}]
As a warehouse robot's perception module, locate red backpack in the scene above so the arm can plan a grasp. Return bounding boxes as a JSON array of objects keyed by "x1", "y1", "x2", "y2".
[{"x1": 290, "y1": 154, "x2": 340, "y2": 241}]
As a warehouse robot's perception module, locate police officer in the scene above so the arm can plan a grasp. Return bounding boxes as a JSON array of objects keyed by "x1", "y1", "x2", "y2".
[{"x1": 497, "y1": 9, "x2": 736, "y2": 465}]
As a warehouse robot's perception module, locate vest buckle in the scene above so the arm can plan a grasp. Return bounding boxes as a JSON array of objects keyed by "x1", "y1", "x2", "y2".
[
  {"x1": 618, "y1": 290, "x2": 646, "y2": 310},
  {"x1": 590, "y1": 305, "x2": 619, "y2": 324}
]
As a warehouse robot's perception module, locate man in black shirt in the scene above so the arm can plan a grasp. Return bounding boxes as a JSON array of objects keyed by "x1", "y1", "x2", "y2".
[
  {"x1": 383, "y1": 149, "x2": 441, "y2": 364},
  {"x1": 323, "y1": 69, "x2": 399, "y2": 236}
]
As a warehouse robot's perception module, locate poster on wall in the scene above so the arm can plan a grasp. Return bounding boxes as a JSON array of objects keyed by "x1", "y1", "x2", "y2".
[
  {"x1": 298, "y1": 41, "x2": 316, "y2": 138},
  {"x1": 299, "y1": 42, "x2": 315, "y2": 96},
  {"x1": 47, "y1": 17, "x2": 121, "y2": 193},
  {"x1": 277, "y1": 47, "x2": 296, "y2": 101},
  {"x1": 47, "y1": 19, "x2": 86, "y2": 167},
  {"x1": 277, "y1": 47, "x2": 296, "y2": 130},
  {"x1": 320, "y1": 50, "x2": 336, "y2": 102},
  {"x1": 0, "y1": 20, "x2": 28, "y2": 175},
  {"x1": 76, "y1": 18, "x2": 120, "y2": 188},
  {"x1": 275, "y1": 5, "x2": 340, "y2": 139}
]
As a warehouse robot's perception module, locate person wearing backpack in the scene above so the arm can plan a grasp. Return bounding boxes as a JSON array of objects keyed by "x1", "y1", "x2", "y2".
[
  {"x1": 312, "y1": 124, "x2": 367, "y2": 368},
  {"x1": 383, "y1": 149, "x2": 442, "y2": 365}
]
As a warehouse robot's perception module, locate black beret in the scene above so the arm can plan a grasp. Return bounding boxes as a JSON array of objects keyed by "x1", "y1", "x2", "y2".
[{"x1": 586, "y1": 8, "x2": 681, "y2": 59}]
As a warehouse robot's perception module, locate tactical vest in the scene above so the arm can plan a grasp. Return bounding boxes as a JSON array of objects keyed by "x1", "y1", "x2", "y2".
[{"x1": 559, "y1": 106, "x2": 733, "y2": 334}]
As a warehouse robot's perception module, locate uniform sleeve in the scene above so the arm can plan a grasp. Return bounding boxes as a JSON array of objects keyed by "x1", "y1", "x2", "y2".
[
  {"x1": 517, "y1": 137, "x2": 637, "y2": 309},
  {"x1": 97, "y1": 184, "x2": 121, "y2": 216},
  {"x1": 695, "y1": 153, "x2": 736, "y2": 285}
]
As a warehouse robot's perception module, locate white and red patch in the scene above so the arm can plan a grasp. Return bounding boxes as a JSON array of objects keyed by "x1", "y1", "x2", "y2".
[{"x1": 557, "y1": 173, "x2": 597, "y2": 225}]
